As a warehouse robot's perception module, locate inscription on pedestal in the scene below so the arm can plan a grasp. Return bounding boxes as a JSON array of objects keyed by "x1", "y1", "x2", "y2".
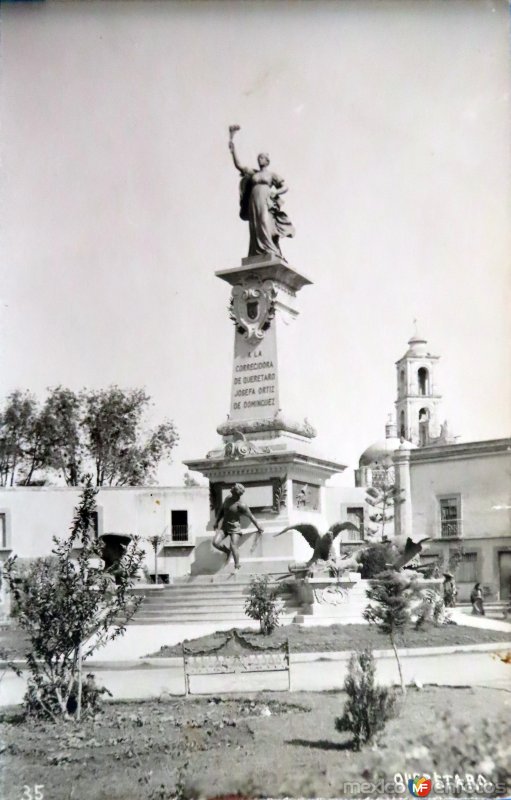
[{"x1": 230, "y1": 336, "x2": 279, "y2": 420}]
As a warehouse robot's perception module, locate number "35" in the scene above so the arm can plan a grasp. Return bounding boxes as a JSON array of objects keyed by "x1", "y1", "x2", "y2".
[{"x1": 21, "y1": 787, "x2": 44, "y2": 800}]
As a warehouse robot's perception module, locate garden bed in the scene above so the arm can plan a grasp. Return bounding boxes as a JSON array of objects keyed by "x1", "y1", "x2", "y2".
[
  {"x1": 1, "y1": 687, "x2": 509, "y2": 800},
  {"x1": 147, "y1": 622, "x2": 511, "y2": 658}
]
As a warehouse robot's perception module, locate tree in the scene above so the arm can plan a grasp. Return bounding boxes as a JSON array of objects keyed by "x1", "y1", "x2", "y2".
[
  {"x1": 3, "y1": 477, "x2": 144, "y2": 720},
  {"x1": 183, "y1": 471, "x2": 199, "y2": 487},
  {"x1": 0, "y1": 390, "x2": 39, "y2": 486},
  {"x1": 335, "y1": 649, "x2": 397, "y2": 749},
  {"x1": 365, "y1": 462, "x2": 404, "y2": 540},
  {"x1": 244, "y1": 575, "x2": 283, "y2": 635},
  {"x1": 147, "y1": 531, "x2": 168, "y2": 583},
  {"x1": 0, "y1": 386, "x2": 179, "y2": 486},
  {"x1": 38, "y1": 387, "x2": 83, "y2": 486},
  {"x1": 363, "y1": 569, "x2": 417, "y2": 694},
  {"x1": 82, "y1": 387, "x2": 178, "y2": 486}
]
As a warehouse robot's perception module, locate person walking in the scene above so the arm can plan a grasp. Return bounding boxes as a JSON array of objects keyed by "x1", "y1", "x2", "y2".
[
  {"x1": 443, "y1": 572, "x2": 457, "y2": 607},
  {"x1": 470, "y1": 582, "x2": 485, "y2": 615}
]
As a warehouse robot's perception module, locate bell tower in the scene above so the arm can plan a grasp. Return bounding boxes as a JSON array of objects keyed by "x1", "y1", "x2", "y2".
[{"x1": 395, "y1": 326, "x2": 442, "y2": 446}]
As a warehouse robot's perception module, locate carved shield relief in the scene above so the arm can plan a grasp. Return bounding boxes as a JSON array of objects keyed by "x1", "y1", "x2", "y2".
[{"x1": 230, "y1": 276, "x2": 276, "y2": 344}]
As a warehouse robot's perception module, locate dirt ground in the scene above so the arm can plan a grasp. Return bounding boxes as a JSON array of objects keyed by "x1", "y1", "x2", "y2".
[
  {"x1": 149, "y1": 623, "x2": 511, "y2": 657},
  {"x1": 2, "y1": 687, "x2": 510, "y2": 800}
]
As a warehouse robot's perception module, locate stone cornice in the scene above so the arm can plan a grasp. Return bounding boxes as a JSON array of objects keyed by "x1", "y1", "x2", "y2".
[
  {"x1": 216, "y1": 256, "x2": 312, "y2": 293},
  {"x1": 395, "y1": 355, "x2": 440, "y2": 364},
  {"x1": 217, "y1": 415, "x2": 317, "y2": 439},
  {"x1": 408, "y1": 438, "x2": 511, "y2": 464},
  {"x1": 184, "y1": 451, "x2": 346, "y2": 481}
]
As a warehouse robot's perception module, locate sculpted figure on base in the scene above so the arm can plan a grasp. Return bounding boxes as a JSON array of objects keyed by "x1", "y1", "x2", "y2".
[
  {"x1": 213, "y1": 483, "x2": 264, "y2": 571},
  {"x1": 229, "y1": 125, "x2": 295, "y2": 260},
  {"x1": 275, "y1": 522, "x2": 363, "y2": 577}
]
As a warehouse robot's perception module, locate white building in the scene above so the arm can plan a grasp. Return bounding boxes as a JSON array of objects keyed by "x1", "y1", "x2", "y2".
[{"x1": 0, "y1": 485, "x2": 209, "y2": 583}]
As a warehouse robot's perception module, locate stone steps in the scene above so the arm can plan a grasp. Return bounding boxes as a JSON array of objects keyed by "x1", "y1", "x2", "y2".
[
  {"x1": 127, "y1": 578, "x2": 295, "y2": 626},
  {"x1": 127, "y1": 614, "x2": 298, "y2": 626},
  {"x1": 142, "y1": 587, "x2": 255, "y2": 598}
]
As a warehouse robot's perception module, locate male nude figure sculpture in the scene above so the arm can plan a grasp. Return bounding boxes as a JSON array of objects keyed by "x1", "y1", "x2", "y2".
[{"x1": 213, "y1": 483, "x2": 264, "y2": 571}]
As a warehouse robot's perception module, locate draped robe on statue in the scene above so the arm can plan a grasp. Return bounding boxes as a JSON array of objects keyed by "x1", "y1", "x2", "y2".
[{"x1": 239, "y1": 169, "x2": 295, "y2": 258}]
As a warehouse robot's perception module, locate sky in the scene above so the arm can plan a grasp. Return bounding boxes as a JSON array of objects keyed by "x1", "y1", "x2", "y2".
[{"x1": 1, "y1": 0, "x2": 510, "y2": 487}]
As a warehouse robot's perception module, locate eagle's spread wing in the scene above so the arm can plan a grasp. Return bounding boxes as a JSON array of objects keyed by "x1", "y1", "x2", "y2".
[
  {"x1": 274, "y1": 524, "x2": 320, "y2": 551},
  {"x1": 328, "y1": 521, "x2": 361, "y2": 541},
  {"x1": 393, "y1": 536, "x2": 431, "y2": 570}
]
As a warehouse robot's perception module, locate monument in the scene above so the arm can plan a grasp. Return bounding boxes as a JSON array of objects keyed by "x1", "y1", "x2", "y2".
[{"x1": 185, "y1": 127, "x2": 347, "y2": 575}]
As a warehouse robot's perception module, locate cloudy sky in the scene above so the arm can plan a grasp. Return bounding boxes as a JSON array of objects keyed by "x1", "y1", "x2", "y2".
[{"x1": 1, "y1": 0, "x2": 510, "y2": 485}]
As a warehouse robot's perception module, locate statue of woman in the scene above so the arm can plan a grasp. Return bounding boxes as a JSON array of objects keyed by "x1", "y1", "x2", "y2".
[{"x1": 228, "y1": 127, "x2": 295, "y2": 259}]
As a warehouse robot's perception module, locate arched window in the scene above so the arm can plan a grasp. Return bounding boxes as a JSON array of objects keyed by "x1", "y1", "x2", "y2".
[
  {"x1": 418, "y1": 367, "x2": 429, "y2": 396},
  {"x1": 400, "y1": 369, "x2": 405, "y2": 395},
  {"x1": 399, "y1": 410, "x2": 405, "y2": 438},
  {"x1": 419, "y1": 407, "x2": 430, "y2": 445}
]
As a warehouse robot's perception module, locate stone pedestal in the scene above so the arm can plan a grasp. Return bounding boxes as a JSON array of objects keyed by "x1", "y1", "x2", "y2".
[
  {"x1": 290, "y1": 574, "x2": 369, "y2": 625},
  {"x1": 184, "y1": 255, "x2": 346, "y2": 575},
  {"x1": 289, "y1": 574, "x2": 443, "y2": 627}
]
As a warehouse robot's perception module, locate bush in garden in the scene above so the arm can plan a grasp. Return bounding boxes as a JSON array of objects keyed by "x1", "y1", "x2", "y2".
[
  {"x1": 3, "y1": 477, "x2": 144, "y2": 721},
  {"x1": 335, "y1": 648, "x2": 397, "y2": 750},
  {"x1": 414, "y1": 587, "x2": 446, "y2": 630},
  {"x1": 359, "y1": 711, "x2": 510, "y2": 795},
  {"x1": 244, "y1": 575, "x2": 283, "y2": 635},
  {"x1": 359, "y1": 542, "x2": 396, "y2": 579}
]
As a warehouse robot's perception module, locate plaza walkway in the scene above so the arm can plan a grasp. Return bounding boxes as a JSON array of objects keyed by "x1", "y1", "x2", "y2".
[
  {"x1": 2, "y1": 638, "x2": 510, "y2": 707},
  {"x1": 451, "y1": 607, "x2": 511, "y2": 633}
]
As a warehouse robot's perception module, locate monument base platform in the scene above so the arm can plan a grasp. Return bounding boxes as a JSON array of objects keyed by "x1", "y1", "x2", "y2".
[
  {"x1": 289, "y1": 574, "x2": 369, "y2": 625},
  {"x1": 184, "y1": 444, "x2": 346, "y2": 577}
]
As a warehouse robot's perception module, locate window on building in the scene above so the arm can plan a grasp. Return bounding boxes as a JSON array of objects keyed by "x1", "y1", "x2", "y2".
[
  {"x1": 0, "y1": 513, "x2": 7, "y2": 548},
  {"x1": 418, "y1": 367, "x2": 429, "y2": 396},
  {"x1": 171, "y1": 510, "x2": 189, "y2": 542},
  {"x1": 399, "y1": 410, "x2": 405, "y2": 439},
  {"x1": 439, "y1": 497, "x2": 461, "y2": 538},
  {"x1": 346, "y1": 507, "x2": 364, "y2": 539},
  {"x1": 400, "y1": 370, "x2": 405, "y2": 394},
  {"x1": 457, "y1": 552, "x2": 477, "y2": 582}
]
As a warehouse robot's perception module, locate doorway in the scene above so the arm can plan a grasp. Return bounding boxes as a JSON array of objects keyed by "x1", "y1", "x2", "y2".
[{"x1": 498, "y1": 552, "x2": 511, "y2": 601}]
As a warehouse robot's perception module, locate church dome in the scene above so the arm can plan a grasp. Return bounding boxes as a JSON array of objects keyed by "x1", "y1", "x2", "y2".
[
  {"x1": 402, "y1": 324, "x2": 432, "y2": 359},
  {"x1": 359, "y1": 417, "x2": 416, "y2": 467},
  {"x1": 359, "y1": 437, "x2": 413, "y2": 467}
]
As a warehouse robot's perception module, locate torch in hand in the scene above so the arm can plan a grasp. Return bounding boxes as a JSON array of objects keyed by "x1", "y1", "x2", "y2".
[{"x1": 228, "y1": 124, "x2": 240, "y2": 151}]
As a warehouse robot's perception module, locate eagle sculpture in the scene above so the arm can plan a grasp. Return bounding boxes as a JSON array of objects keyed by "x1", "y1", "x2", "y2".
[
  {"x1": 274, "y1": 522, "x2": 362, "y2": 568},
  {"x1": 391, "y1": 536, "x2": 431, "y2": 570}
]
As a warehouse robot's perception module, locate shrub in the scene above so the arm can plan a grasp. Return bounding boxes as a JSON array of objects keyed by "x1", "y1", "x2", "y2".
[
  {"x1": 359, "y1": 542, "x2": 395, "y2": 579},
  {"x1": 359, "y1": 711, "x2": 511, "y2": 795},
  {"x1": 244, "y1": 575, "x2": 283, "y2": 635},
  {"x1": 335, "y1": 648, "x2": 397, "y2": 750},
  {"x1": 414, "y1": 588, "x2": 446, "y2": 630},
  {"x1": 3, "y1": 477, "x2": 144, "y2": 721}
]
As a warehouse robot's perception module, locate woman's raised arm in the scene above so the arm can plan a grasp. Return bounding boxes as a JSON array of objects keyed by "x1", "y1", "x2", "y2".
[{"x1": 229, "y1": 140, "x2": 246, "y2": 173}]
